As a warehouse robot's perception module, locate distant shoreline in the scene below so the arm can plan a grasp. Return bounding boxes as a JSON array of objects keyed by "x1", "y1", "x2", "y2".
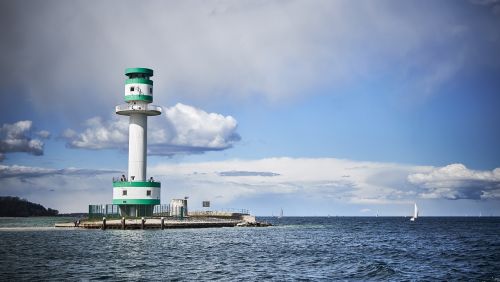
[{"x1": 0, "y1": 196, "x2": 59, "y2": 217}]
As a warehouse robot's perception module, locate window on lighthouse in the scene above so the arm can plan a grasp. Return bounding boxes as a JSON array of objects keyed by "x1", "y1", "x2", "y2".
[
  {"x1": 122, "y1": 190, "x2": 127, "y2": 196},
  {"x1": 149, "y1": 87, "x2": 152, "y2": 94},
  {"x1": 147, "y1": 190, "x2": 151, "y2": 196},
  {"x1": 130, "y1": 86, "x2": 135, "y2": 92}
]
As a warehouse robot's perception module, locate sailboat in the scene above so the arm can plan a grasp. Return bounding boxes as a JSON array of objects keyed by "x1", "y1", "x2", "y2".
[
  {"x1": 278, "y1": 208, "x2": 283, "y2": 218},
  {"x1": 410, "y1": 203, "x2": 418, "y2": 221}
]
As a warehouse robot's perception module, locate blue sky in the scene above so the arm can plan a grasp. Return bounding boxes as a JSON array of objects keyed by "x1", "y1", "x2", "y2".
[{"x1": 1, "y1": 0, "x2": 499, "y2": 215}]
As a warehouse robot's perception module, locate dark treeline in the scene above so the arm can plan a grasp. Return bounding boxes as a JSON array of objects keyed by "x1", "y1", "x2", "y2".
[{"x1": 0, "y1": 196, "x2": 59, "y2": 217}]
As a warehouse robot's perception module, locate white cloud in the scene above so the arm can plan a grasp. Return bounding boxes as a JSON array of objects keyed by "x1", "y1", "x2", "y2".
[
  {"x1": 149, "y1": 157, "x2": 426, "y2": 206},
  {"x1": 408, "y1": 163, "x2": 500, "y2": 200},
  {"x1": 218, "y1": 171, "x2": 280, "y2": 177},
  {"x1": 0, "y1": 164, "x2": 119, "y2": 179},
  {"x1": 1, "y1": 159, "x2": 499, "y2": 214},
  {"x1": 64, "y1": 117, "x2": 129, "y2": 150},
  {"x1": 151, "y1": 103, "x2": 240, "y2": 155},
  {"x1": 0, "y1": 120, "x2": 49, "y2": 160},
  {"x1": 63, "y1": 103, "x2": 240, "y2": 155},
  {"x1": 0, "y1": 164, "x2": 55, "y2": 178},
  {"x1": 150, "y1": 159, "x2": 500, "y2": 208},
  {"x1": 36, "y1": 130, "x2": 51, "y2": 139},
  {"x1": 61, "y1": 129, "x2": 77, "y2": 139}
]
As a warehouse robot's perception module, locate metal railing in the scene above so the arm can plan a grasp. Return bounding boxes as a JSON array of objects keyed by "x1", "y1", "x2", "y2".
[
  {"x1": 88, "y1": 204, "x2": 249, "y2": 219},
  {"x1": 115, "y1": 104, "x2": 162, "y2": 112},
  {"x1": 89, "y1": 204, "x2": 184, "y2": 219},
  {"x1": 189, "y1": 209, "x2": 250, "y2": 217},
  {"x1": 153, "y1": 204, "x2": 171, "y2": 217},
  {"x1": 88, "y1": 204, "x2": 121, "y2": 219}
]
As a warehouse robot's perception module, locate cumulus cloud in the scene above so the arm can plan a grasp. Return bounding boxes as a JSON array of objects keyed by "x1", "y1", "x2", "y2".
[
  {"x1": 150, "y1": 103, "x2": 240, "y2": 155},
  {"x1": 63, "y1": 103, "x2": 240, "y2": 155},
  {"x1": 0, "y1": 121, "x2": 48, "y2": 160},
  {"x1": 64, "y1": 117, "x2": 128, "y2": 150},
  {"x1": 408, "y1": 163, "x2": 500, "y2": 200}
]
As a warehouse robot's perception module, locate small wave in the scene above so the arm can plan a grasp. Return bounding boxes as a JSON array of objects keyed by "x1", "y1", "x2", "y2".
[{"x1": 348, "y1": 261, "x2": 397, "y2": 280}]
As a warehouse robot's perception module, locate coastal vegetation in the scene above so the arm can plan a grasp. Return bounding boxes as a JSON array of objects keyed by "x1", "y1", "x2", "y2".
[{"x1": 0, "y1": 196, "x2": 58, "y2": 217}]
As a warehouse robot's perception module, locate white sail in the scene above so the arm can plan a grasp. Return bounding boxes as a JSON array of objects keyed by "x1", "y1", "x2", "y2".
[{"x1": 410, "y1": 203, "x2": 418, "y2": 221}]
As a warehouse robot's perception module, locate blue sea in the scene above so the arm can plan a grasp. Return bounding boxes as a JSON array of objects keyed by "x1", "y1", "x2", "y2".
[{"x1": 0, "y1": 216, "x2": 499, "y2": 281}]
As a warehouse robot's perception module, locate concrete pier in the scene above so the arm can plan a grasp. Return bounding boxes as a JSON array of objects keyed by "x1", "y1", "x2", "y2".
[
  {"x1": 55, "y1": 217, "x2": 260, "y2": 229},
  {"x1": 55, "y1": 212, "x2": 271, "y2": 230}
]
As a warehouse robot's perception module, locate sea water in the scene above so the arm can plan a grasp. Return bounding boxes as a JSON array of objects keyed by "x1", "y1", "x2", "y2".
[{"x1": 0, "y1": 217, "x2": 499, "y2": 280}]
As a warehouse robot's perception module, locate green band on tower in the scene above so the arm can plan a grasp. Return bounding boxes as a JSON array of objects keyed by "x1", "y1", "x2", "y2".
[
  {"x1": 124, "y1": 95, "x2": 153, "y2": 102},
  {"x1": 113, "y1": 181, "x2": 161, "y2": 188},
  {"x1": 112, "y1": 199, "x2": 160, "y2": 205},
  {"x1": 126, "y1": 78, "x2": 153, "y2": 85}
]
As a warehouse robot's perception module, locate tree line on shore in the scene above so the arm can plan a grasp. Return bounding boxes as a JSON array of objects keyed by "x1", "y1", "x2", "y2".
[{"x1": 0, "y1": 196, "x2": 59, "y2": 217}]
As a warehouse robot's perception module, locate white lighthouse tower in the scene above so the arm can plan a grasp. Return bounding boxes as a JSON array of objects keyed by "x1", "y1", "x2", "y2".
[{"x1": 113, "y1": 68, "x2": 161, "y2": 217}]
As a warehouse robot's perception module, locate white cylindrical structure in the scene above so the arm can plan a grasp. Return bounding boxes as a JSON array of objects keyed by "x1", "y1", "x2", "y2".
[
  {"x1": 113, "y1": 67, "x2": 162, "y2": 217},
  {"x1": 128, "y1": 113, "x2": 147, "y2": 181}
]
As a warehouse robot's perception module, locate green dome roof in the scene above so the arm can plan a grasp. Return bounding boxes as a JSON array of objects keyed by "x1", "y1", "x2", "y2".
[{"x1": 125, "y1": 68, "x2": 153, "y2": 76}]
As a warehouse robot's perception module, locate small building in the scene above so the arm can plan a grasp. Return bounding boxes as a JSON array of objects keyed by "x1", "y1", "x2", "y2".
[{"x1": 170, "y1": 199, "x2": 188, "y2": 217}]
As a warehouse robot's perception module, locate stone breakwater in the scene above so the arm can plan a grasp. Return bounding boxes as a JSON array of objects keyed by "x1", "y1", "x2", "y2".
[{"x1": 55, "y1": 215, "x2": 271, "y2": 230}]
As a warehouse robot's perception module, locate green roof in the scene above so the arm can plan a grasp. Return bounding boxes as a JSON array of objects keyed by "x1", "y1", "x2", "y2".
[{"x1": 125, "y1": 68, "x2": 153, "y2": 76}]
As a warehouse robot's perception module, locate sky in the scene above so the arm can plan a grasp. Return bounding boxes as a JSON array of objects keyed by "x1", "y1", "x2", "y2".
[{"x1": 1, "y1": 0, "x2": 499, "y2": 216}]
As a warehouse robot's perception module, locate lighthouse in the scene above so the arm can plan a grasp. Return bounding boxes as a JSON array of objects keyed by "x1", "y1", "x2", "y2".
[{"x1": 113, "y1": 68, "x2": 161, "y2": 217}]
